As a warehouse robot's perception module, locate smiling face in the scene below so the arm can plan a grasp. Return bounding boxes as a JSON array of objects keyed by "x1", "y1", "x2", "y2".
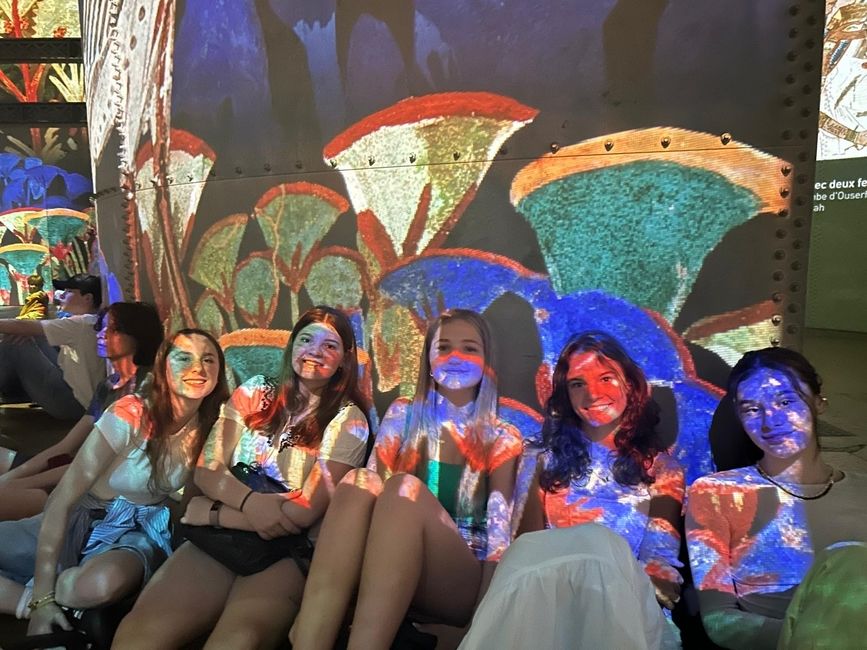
[
  {"x1": 290, "y1": 322, "x2": 346, "y2": 391},
  {"x1": 567, "y1": 351, "x2": 628, "y2": 440},
  {"x1": 97, "y1": 314, "x2": 136, "y2": 361},
  {"x1": 429, "y1": 318, "x2": 486, "y2": 394},
  {"x1": 166, "y1": 333, "x2": 220, "y2": 403},
  {"x1": 736, "y1": 368, "x2": 817, "y2": 460}
]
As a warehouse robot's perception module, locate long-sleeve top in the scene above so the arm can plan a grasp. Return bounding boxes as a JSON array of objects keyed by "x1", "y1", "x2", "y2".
[{"x1": 686, "y1": 466, "x2": 867, "y2": 650}]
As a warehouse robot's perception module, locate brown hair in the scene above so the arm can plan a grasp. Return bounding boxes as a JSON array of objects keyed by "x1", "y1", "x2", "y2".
[
  {"x1": 245, "y1": 306, "x2": 368, "y2": 448},
  {"x1": 146, "y1": 328, "x2": 230, "y2": 493}
]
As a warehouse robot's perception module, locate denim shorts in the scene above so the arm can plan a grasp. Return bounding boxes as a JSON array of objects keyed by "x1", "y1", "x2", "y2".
[{"x1": 81, "y1": 529, "x2": 168, "y2": 585}]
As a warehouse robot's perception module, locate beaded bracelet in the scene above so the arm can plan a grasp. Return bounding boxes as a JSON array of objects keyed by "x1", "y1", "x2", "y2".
[
  {"x1": 27, "y1": 591, "x2": 56, "y2": 611},
  {"x1": 239, "y1": 488, "x2": 255, "y2": 512}
]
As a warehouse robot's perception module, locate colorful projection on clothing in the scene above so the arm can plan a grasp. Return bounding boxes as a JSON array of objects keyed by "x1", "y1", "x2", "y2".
[{"x1": 82, "y1": 1, "x2": 819, "y2": 485}]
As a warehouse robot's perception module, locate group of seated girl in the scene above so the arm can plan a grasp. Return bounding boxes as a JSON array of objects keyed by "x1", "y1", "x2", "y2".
[{"x1": 0, "y1": 302, "x2": 863, "y2": 650}]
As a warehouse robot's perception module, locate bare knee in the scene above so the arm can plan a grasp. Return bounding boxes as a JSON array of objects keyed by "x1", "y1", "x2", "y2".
[
  {"x1": 338, "y1": 468, "x2": 384, "y2": 496},
  {"x1": 56, "y1": 559, "x2": 141, "y2": 608},
  {"x1": 379, "y1": 473, "x2": 426, "y2": 503}
]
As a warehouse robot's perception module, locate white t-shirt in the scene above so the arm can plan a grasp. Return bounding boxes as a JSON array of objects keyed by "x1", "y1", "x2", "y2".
[
  {"x1": 41, "y1": 313, "x2": 105, "y2": 408},
  {"x1": 90, "y1": 395, "x2": 198, "y2": 505}
]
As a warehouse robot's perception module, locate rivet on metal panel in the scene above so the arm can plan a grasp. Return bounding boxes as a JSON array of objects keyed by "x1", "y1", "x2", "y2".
[
  {"x1": 776, "y1": 228, "x2": 787, "y2": 239},
  {"x1": 604, "y1": 140, "x2": 614, "y2": 151},
  {"x1": 787, "y1": 303, "x2": 799, "y2": 313},
  {"x1": 409, "y1": 154, "x2": 416, "y2": 163},
  {"x1": 720, "y1": 132, "x2": 732, "y2": 144},
  {"x1": 774, "y1": 250, "x2": 787, "y2": 261},
  {"x1": 295, "y1": 160, "x2": 303, "y2": 169},
  {"x1": 778, "y1": 208, "x2": 790, "y2": 217},
  {"x1": 234, "y1": 166, "x2": 242, "y2": 175},
  {"x1": 780, "y1": 187, "x2": 790, "y2": 198},
  {"x1": 499, "y1": 147, "x2": 509, "y2": 156},
  {"x1": 453, "y1": 152, "x2": 461, "y2": 160},
  {"x1": 264, "y1": 163, "x2": 271, "y2": 172},
  {"x1": 787, "y1": 324, "x2": 798, "y2": 334},
  {"x1": 368, "y1": 157, "x2": 375, "y2": 166},
  {"x1": 771, "y1": 314, "x2": 783, "y2": 325},
  {"x1": 790, "y1": 282, "x2": 801, "y2": 292},
  {"x1": 660, "y1": 136, "x2": 671, "y2": 148},
  {"x1": 773, "y1": 270, "x2": 785, "y2": 281},
  {"x1": 770, "y1": 337, "x2": 781, "y2": 347},
  {"x1": 781, "y1": 165, "x2": 792, "y2": 176},
  {"x1": 791, "y1": 260, "x2": 802, "y2": 271},
  {"x1": 773, "y1": 292, "x2": 784, "y2": 303},
  {"x1": 550, "y1": 142, "x2": 560, "y2": 154},
  {"x1": 792, "y1": 239, "x2": 803, "y2": 250},
  {"x1": 329, "y1": 159, "x2": 337, "y2": 168}
]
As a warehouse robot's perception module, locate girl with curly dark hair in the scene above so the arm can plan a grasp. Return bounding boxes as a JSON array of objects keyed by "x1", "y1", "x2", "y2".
[{"x1": 461, "y1": 332, "x2": 684, "y2": 650}]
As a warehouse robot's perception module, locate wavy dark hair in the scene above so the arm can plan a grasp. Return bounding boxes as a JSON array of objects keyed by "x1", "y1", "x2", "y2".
[
  {"x1": 540, "y1": 332, "x2": 663, "y2": 491},
  {"x1": 146, "y1": 329, "x2": 230, "y2": 493},
  {"x1": 727, "y1": 346, "x2": 823, "y2": 458},
  {"x1": 105, "y1": 301, "x2": 164, "y2": 366},
  {"x1": 245, "y1": 306, "x2": 368, "y2": 448}
]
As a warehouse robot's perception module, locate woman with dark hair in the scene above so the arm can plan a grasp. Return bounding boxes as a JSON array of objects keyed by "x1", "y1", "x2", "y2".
[
  {"x1": 114, "y1": 306, "x2": 370, "y2": 649},
  {"x1": 21, "y1": 329, "x2": 228, "y2": 634},
  {"x1": 460, "y1": 332, "x2": 683, "y2": 650},
  {"x1": 686, "y1": 347, "x2": 867, "y2": 650},
  {"x1": 0, "y1": 302, "x2": 162, "y2": 520},
  {"x1": 291, "y1": 308, "x2": 522, "y2": 650}
]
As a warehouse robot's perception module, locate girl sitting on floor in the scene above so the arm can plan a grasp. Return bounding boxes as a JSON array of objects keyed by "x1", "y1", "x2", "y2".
[
  {"x1": 291, "y1": 308, "x2": 523, "y2": 650},
  {"x1": 23, "y1": 328, "x2": 228, "y2": 635},
  {"x1": 114, "y1": 306, "x2": 370, "y2": 649},
  {"x1": 686, "y1": 347, "x2": 867, "y2": 650},
  {"x1": 460, "y1": 331, "x2": 683, "y2": 650},
  {"x1": 0, "y1": 301, "x2": 162, "y2": 522}
]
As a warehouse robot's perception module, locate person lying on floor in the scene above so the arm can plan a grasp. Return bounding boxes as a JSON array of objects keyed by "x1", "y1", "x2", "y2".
[
  {"x1": 0, "y1": 274, "x2": 105, "y2": 420},
  {"x1": 0, "y1": 329, "x2": 228, "y2": 631},
  {"x1": 0, "y1": 302, "x2": 163, "y2": 521}
]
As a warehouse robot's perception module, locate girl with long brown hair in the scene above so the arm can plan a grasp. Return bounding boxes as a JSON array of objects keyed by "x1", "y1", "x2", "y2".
[
  {"x1": 115, "y1": 306, "x2": 370, "y2": 649},
  {"x1": 25, "y1": 328, "x2": 229, "y2": 635}
]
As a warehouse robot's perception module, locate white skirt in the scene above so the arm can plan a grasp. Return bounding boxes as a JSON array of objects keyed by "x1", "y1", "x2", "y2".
[{"x1": 459, "y1": 524, "x2": 679, "y2": 650}]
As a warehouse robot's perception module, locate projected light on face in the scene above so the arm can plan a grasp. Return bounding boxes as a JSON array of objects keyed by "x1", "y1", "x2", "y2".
[
  {"x1": 566, "y1": 352, "x2": 628, "y2": 435},
  {"x1": 291, "y1": 322, "x2": 345, "y2": 387},
  {"x1": 167, "y1": 333, "x2": 220, "y2": 401},
  {"x1": 429, "y1": 319, "x2": 485, "y2": 391},
  {"x1": 736, "y1": 368, "x2": 816, "y2": 459}
]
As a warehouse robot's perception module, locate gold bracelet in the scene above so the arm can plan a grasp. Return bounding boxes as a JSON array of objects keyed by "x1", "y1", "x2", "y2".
[{"x1": 27, "y1": 591, "x2": 56, "y2": 611}]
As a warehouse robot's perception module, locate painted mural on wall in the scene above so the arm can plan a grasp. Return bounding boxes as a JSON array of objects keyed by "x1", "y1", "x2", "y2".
[
  {"x1": 0, "y1": 1, "x2": 92, "y2": 307},
  {"x1": 82, "y1": 0, "x2": 820, "y2": 484}
]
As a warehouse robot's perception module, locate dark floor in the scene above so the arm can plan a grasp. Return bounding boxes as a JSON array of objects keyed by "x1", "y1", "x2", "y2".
[{"x1": 1, "y1": 328, "x2": 865, "y2": 648}]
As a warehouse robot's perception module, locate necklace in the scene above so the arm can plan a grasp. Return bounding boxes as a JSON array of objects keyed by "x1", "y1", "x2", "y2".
[{"x1": 755, "y1": 463, "x2": 837, "y2": 500}]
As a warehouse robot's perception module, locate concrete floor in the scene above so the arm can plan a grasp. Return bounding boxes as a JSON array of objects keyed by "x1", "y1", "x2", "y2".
[{"x1": 0, "y1": 327, "x2": 865, "y2": 646}]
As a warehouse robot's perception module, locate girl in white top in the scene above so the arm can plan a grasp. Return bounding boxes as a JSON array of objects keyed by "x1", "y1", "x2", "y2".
[
  {"x1": 26, "y1": 329, "x2": 229, "y2": 635},
  {"x1": 114, "y1": 306, "x2": 370, "y2": 649}
]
